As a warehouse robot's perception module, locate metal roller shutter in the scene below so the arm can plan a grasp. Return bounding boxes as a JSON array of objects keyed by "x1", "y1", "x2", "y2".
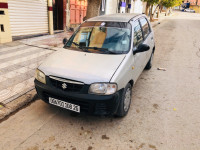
[{"x1": 8, "y1": 0, "x2": 48, "y2": 36}]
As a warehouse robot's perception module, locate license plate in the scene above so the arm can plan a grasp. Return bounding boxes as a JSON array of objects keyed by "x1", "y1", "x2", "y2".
[{"x1": 49, "y1": 97, "x2": 80, "y2": 113}]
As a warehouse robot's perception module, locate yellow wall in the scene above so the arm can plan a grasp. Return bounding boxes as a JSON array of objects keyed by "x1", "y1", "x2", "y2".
[
  {"x1": 190, "y1": 5, "x2": 200, "y2": 13},
  {"x1": 0, "y1": 0, "x2": 12, "y2": 43}
]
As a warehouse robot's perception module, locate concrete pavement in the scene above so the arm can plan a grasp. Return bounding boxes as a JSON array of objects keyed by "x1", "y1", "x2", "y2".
[{"x1": 0, "y1": 11, "x2": 199, "y2": 150}]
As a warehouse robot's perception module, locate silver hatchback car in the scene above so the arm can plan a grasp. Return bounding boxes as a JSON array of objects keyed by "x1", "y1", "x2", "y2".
[{"x1": 35, "y1": 13, "x2": 155, "y2": 117}]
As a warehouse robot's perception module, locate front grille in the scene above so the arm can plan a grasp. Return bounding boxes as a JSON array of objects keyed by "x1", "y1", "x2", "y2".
[
  {"x1": 44, "y1": 93, "x2": 90, "y2": 112},
  {"x1": 49, "y1": 76, "x2": 84, "y2": 92}
]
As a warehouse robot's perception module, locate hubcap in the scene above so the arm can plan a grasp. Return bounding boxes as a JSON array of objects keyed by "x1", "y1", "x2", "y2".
[{"x1": 124, "y1": 88, "x2": 131, "y2": 112}]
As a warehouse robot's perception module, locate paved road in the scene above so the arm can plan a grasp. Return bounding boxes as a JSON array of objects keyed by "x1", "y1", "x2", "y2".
[{"x1": 0, "y1": 12, "x2": 200, "y2": 150}]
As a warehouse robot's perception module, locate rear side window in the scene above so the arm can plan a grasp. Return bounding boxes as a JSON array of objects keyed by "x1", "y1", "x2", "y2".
[
  {"x1": 140, "y1": 18, "x2": 150, "y2": 39},
  {"x1": 133, "y1": 20, "x2": 143, "y2": 46}
]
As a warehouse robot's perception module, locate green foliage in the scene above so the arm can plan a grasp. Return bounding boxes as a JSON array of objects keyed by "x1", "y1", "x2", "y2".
[
  {"x1": 161, "y1": 0, "x2": 182, "y2": 8},
  {"x1": 142, "y1": 0, "x2": 182, "y2": 8},
  {"x1": 142, "y1": 0, "x2": 160, "y2": 5}
]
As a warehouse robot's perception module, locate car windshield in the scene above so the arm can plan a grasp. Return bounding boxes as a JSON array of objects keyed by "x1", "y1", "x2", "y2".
[{"x1": 64, "y1": 21, "x2": 131, "y2": 54}]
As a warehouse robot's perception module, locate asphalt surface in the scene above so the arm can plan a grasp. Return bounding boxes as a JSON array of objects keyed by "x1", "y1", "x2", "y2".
[{"x1": 0, "y1": 12, "x2": 200, "y2": 150}]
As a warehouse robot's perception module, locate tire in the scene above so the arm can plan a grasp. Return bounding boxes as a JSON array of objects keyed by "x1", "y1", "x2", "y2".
[
  {"x1": 115, "y1": 83, "x2": 132, "y2": 117},
  {"x1": 145, "y1": 51, "x2": 154, "y2": 70}
]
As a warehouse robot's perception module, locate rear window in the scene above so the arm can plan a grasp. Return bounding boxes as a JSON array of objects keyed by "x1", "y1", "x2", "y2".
[
  {"x1": 81, "y1": 21, "x2": 132, "y2": 30},
  {"x1": 133, "y1": 20, "x2": 143, "y2": 46},
  {"x1": 140, "y1": 18, "x2": 150, "y2": 39}
]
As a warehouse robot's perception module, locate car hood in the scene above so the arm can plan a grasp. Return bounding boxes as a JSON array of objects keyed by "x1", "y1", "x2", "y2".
[{"x1": 39, "y1": 49, "x2": 126, "y2": 84}]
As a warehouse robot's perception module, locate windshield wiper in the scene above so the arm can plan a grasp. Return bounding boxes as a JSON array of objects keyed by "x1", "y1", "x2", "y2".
[
  {"x1": 82, "y1": 46, "x2": 117, "y2": 54},
  {"x1": 68, "y1": 42, "x2": 90, "y2": 52}
]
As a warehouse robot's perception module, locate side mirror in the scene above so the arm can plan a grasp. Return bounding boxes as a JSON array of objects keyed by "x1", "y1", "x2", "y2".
[
  {"x1": 133, "y1": 44, "x2": 150, "y2": 55},
  {"x1": 63, "y1": 38, "x2": 68, "y2": 45}
]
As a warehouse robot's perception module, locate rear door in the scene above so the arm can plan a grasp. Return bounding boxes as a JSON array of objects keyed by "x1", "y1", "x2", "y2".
[{"x1": 139, "y1": 17, "x2": 154, "y2": 64}]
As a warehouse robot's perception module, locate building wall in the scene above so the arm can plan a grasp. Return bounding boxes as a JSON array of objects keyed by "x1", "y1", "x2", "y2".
[
  {"x1": 189, "y1": 0, "x2": 200, "y2": 5},
  {"x1": 0, "y1": 0, "x2": 54, "y2": 43},
  {"x1": 105, "y1": 0, "x2": 145, "y2": 14},
  {"x1": 142, "y1": 2, "x2": 147, "y2": 13},
  {"x1": 105, "y1": 0, "x2": 118, "y2": 14},
  {"x1": 184, "y1": 0, "x2": 200, "y2": 5},
  {"x1": 133, "y1": 0, "x2": 144, "y2": 13},
  {"x1": 0, "y1": 0, "x2": 12, "y2": 43},
  {"x1": 66, "y1": 0, "x2": 70, "y2": 29},
  {"x1": 190, "y1": 5, "x2": 200, "y2": 12}
]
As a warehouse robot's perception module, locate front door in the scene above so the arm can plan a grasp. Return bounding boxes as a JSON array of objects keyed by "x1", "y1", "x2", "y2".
[{"x1": 131, "y1": 19, "x2": 146, "y2": 81}]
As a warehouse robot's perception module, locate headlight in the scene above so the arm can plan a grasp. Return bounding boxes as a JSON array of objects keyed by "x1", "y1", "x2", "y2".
[
  {"x1": 89, "y1": 83, "x2": 117, "y2": 95},
  {"x1": 35, "y1": 69, "x2": 46, "y2": 84}
]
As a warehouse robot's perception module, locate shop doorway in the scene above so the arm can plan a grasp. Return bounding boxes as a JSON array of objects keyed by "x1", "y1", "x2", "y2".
[{"x1": 53, "y1": 0, "x2": 66, "y2": 30}]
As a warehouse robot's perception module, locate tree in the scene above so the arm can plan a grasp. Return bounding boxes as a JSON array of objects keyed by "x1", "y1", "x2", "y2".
[
  {"x1": 161, "y1": 0, "x2": 182, "y2": 15},
  {"x1": 143, "y1": 0, "x2": 182, "y2": 20},
  {"x1": 85, "y1": 0, "x2": 101, "y2": 19},
  {"x1": 142, "y1": 0, "x2": 160, "y2": 21}
]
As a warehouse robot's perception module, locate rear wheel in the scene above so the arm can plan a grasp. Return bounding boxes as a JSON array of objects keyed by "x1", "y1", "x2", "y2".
[
  {"x1": 116, "y1": 83, "x2": 132, "y2": 117},
  {"x1": 145, "y1": 51, "x2": 154, "y2": 70}
]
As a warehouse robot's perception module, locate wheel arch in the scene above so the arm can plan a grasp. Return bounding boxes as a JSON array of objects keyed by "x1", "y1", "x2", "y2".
[
  {"x1": 153, "y1": 46, "x2": 155, "y2": 53},
  {"x1": 128, "y1": 80, "x2": 134, "y2": 87}
]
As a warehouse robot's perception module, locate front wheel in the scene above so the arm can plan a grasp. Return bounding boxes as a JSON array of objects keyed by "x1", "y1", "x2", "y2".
[{"x1": 115, "y1": 83, "x2": 132, "y2": 117}]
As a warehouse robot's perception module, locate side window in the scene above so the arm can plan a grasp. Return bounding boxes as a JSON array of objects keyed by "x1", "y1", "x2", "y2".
[
  {"x1": 140, "y1": 18, "x2": 150, "y2": 39},
  {"x1": 133, "y1": 20, "x2": 143, "y2": 47}
]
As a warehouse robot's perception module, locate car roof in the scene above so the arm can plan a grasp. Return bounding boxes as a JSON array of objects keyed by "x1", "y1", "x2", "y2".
[{"x1": 87, "y1": 13, "x2": 144, "y2": 22}]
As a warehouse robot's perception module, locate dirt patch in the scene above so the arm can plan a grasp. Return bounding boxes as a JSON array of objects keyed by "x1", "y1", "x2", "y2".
[
  {"x1": 153, "y1": 104, "x2": 159, "y2": 109},
  {"x1": 137, "y1": 143, "x2": 145, "y2": 150},
  {"x1": 44, "y1": 136, "x2": 55, "y2": 143},
  {"x1": 149, "y1": 144, "x2": 157, "y2": 150},
  {"x1": 54, "y1": 144, "x2": 65, "y2": 149},
  {"x1": 88, "y1": 146, "x2": 93, "y2": 150},
  {"x1": 26, "y1": 146, "x2": 39, "y2": 150},
  {"x1": 102, "y1": 134, "x2": 109, "y2": 140}
]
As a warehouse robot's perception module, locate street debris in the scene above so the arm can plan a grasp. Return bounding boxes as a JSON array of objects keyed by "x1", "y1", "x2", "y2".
[
  {"x1": 102, "y1": 135, "x2": 110, "y2": 140},
  {"x1": 157, "y1": 68, "x2": 166, "y2": 71}
]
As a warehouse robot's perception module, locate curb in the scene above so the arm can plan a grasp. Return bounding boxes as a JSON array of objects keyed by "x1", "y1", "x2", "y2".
[
  {"x1": 0, "y1": 89, "x2": 37, "y2": 121},
  {"x1": 152, "y1": 21, "x2": 161, "y2": 28},
  {"x1": 151, "y1": 16, "x2": 166, "y2": 28}
]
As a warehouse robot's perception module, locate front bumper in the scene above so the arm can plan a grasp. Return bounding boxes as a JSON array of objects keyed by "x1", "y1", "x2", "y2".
[{"x1": 34, "y1": 79, "x2": 123, "y2": 115}]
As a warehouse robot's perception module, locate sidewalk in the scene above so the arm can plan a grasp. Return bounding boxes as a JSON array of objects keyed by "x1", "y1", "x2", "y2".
[
  {"x1": 0, "y1": 12, "x2": 172, "y2": 120},
  {"x1": 149, "y1": 12, "x2": 169, "y2": 28},
  {"x1": 0, "y1": 31, "x2": 73, "y2": 119}
]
